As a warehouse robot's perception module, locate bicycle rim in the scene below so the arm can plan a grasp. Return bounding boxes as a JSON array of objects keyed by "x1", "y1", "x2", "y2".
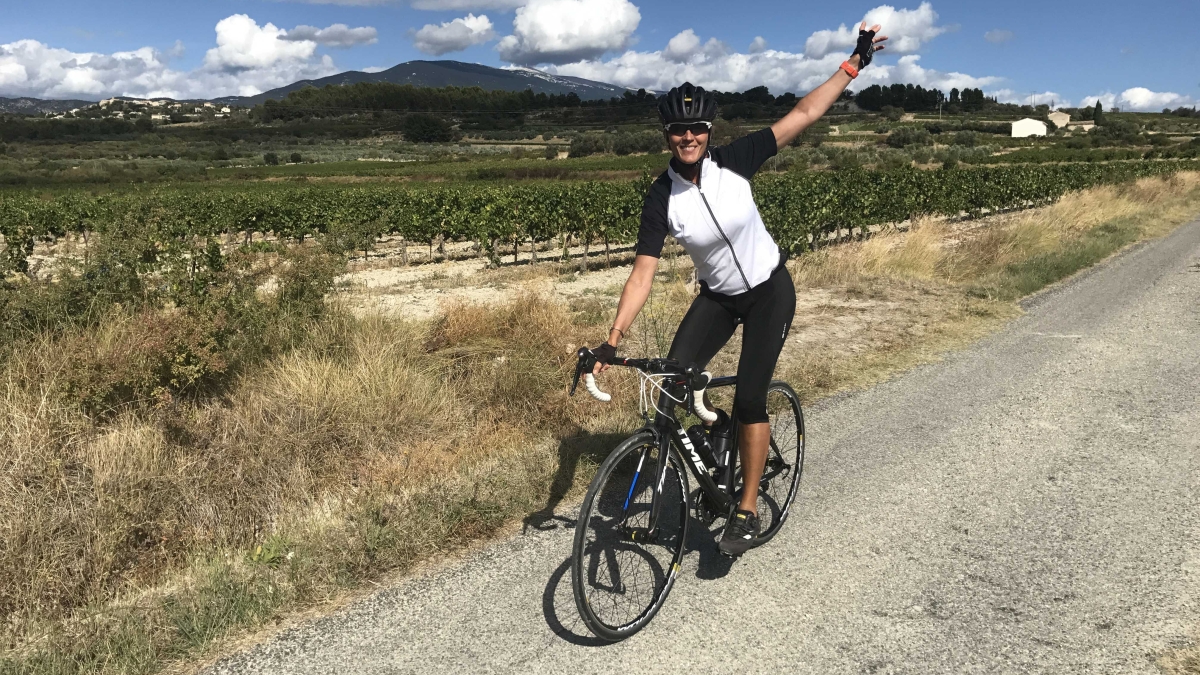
[{"x1": 571, "y1": 431, "x2": 689, "y2": 641}]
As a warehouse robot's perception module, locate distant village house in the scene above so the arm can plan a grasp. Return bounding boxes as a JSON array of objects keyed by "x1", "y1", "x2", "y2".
[
  {"x1": 1047, "y1": 110, "x2": 1095, "y2": 133},
  {"x1": 1011, "y1": 118, "x2": 1048, "y2": 138}
]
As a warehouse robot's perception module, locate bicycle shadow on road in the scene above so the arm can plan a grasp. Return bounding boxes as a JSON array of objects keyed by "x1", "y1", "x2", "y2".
[
  {"x1": 540, "y1": 514, "x2": 736, "y2": 646},
  {"x1": 523, "y1": 432, "x2": 628, "y2": 534},
  {"x1": 542, "y1": 554, "x2": 613, "y2": 647}
]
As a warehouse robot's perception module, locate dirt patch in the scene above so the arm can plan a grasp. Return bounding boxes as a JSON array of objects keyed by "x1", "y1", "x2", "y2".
[{"x1": 335, "y1": 240, "x2": 661, "y2": 321}]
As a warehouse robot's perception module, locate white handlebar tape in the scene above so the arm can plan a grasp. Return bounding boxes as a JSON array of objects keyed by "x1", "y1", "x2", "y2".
[
  {"x1": 692, "y1": 371, "x2": 719, "y2": 423},
  {"x1": 583, "y1": 373, "x2": 612, "y2": 402}
]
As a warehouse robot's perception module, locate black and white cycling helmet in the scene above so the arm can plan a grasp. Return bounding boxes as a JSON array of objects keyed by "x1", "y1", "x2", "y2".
[{"x1": 658, "y1": 82, "x2": 717, "y2": 125}]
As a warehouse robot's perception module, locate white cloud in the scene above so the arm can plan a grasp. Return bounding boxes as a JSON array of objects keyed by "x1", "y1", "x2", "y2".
[
  {"x1": 664, "y1": 29, "x2": 700, "y2": 62},
  {"x1": 284, "y1": 23, "x2": 378, "y2": 48},
  {"x1": 1081, "y1": 89, "x2": 1197, "y2": 111},
  {"x1": 550, "y1": 46, "x2": 998, "y2": 97},
  {"x1": 496, "y1": 0, "x2": 640, "y2": 65},
  {"x1": 203, "y1": 15, "x2": 319, "y2": 71},
  {"x1": 805, "y1": 2, "x2": 946, "y2": 58},
  {"x1": 984, "y1": 29, "x2": 1013, "y2": 44},
  {"x1": 0, "y1": 14, "x2": 364, "y2": 100},
  {"x1": 1116, "y1": 87, "x2": 1195, "y2": 111},
  {"x1": 0, "y1": 40, "x2": 178, "y2": 99},
  {"x1": 411, "y1": 14, "x2": 496, "y2": 55},
  {"x1": 748, "y1": 36, "x2": 768, "y2": 54},
  {"x1": 1080, "y1": 92, "x2": 1117, "y2": 109},
  {"x1": 863, "y1": 54, "x2": 998, "y2": 92}
]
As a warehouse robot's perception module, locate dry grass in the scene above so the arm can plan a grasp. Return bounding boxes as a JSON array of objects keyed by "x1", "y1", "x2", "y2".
[
  {"x1": 1161, "y1": 640, "x2": 1200, "y2": 674},
  {"x1": 3, "y1": 173, "x2": 1200, "y2": 674},
  {"x1": 0, "y1": 294, "x2": 644, "y2": 672}
]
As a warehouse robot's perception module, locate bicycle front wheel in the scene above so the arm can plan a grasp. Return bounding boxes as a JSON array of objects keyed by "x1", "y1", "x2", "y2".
[{"x1": 571, "y1": 431, "x2": 689, "y2": 641}]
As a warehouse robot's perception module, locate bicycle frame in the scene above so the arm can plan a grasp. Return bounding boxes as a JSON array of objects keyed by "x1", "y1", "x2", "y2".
[
  {"x1": 568, "y1": 349, "x2": 742, "y2": 542},
  {"x1": 633, "y1": 375, "x2": 739, "y2": 540}
]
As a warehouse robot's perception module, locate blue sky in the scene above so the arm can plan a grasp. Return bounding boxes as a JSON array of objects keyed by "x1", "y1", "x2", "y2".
[{"x1": 0, "y1": 0, "x2": 1196, "y2": 110}]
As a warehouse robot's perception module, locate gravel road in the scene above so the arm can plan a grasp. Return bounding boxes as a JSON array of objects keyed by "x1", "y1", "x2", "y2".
[{"x1": 207, "y1": 219, "x2": 1200, "y2": 674}]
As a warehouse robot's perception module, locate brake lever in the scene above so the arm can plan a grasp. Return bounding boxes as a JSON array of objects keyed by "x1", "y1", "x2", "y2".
[{"x1": 569, "y1": 347, "x2": 593, "y2": 397}]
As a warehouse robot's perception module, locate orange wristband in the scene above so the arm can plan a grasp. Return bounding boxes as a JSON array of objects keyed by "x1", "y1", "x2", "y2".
[{"x1": 839, "y1": 60, "x2": 859, "y2": 79}]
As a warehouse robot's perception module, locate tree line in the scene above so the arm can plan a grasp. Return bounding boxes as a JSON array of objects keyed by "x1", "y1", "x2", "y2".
[
  {"x1": 853, "y1": 84, "x2": 995, "y2": 113},
  {"x1": 251, "y1": 84, "x2": 662, "y2": 123}
]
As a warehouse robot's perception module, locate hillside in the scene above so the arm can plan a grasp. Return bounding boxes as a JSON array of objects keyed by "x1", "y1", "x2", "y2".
[
  {"x1": 0, "y1": 96, "x2": 95, "y2": 115},
  {"x1": 213, "y1": 60, "x2": 632, "y2": 106}
]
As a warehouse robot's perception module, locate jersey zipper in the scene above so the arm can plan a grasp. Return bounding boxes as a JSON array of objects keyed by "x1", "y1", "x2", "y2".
[{"x1": 698, "y1": 190, "x2": 752, "y2": 293}]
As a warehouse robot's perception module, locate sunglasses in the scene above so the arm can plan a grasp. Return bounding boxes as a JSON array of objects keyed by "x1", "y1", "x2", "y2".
[{"x1": 664, "y1": 121, "x2": 713, "y2": 136}]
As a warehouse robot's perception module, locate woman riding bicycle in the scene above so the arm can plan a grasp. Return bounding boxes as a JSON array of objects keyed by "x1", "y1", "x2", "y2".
[{"x1": 591, "y1": 23, "x2": 887, "y2": 556}]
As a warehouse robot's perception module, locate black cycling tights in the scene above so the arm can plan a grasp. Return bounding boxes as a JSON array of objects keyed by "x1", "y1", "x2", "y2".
[{"x1": 668, "y1": 263, "x2": 797, "y2": 425}]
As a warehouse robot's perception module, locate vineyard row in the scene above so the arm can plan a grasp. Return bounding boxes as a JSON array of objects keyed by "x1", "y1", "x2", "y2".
[{"x1": 2, "y1": 161, "x2": 1195, "y2": 275}]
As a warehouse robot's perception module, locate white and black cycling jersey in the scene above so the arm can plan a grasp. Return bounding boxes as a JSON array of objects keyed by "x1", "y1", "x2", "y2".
[{"x1": 636, "y1": 128, "x2": 781, "y2": 295}]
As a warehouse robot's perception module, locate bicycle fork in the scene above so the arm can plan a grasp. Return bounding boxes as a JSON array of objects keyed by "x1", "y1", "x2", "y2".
[{"x1": 620, "y1": 423, "x2": 675, "y2": 544}]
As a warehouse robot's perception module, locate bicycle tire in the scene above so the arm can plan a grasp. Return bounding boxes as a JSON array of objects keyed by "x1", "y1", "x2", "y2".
[
  {"x1": 571, "y1": 430, "x2": 690, "y2": 641},
  {"x1": 736, "y1": 381, "x2": 805, "y2": 545}
]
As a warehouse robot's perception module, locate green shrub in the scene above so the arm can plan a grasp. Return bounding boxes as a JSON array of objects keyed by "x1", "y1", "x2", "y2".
[
  {"x1": 878, "y1": 152, "x2": 912, "y2": 170},
  {"x1": 711, "y1": 118, "x2": 747, "y2": 146},
  {"x1": 62, "y1": 307, "x2": 233, "y2": 414},
  {"x1": 273, "y1": 246, "x2": 341, "y2": 320},
  {"x1": 953, "y1": 130, "x2": 979, "y2": 147},
  {"x1": 1090, "y1": 119, "x2": 1142, "y2": 145},
  {"x1": 263, "y1": 152, "x2": 280, "y2": 166},
  {"x1": 887, "y1": 126, "x2": 933, "y2": 148},
  {"x1": 569, "y1": 134, "x2": 610, "y2": 157},
  {"x1": 402, "y1": 113, "x2": 455, "y2": 143},
  {"x1": 611, "y1": 131, "x2": 666, "y2": 156},
  {"x1": 290, "y1": 152, "x2": 304, "y2": 163}
]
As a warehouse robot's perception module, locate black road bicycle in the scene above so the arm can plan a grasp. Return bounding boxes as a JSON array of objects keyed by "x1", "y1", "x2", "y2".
[{"x1": 567, "y1": 348, "x2": 805, "y2": 641}]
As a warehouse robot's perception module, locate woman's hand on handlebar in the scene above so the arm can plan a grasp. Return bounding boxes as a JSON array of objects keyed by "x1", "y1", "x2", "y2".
[{"x1": 591, "y1": 342, "x2": 616, "y2": 376}]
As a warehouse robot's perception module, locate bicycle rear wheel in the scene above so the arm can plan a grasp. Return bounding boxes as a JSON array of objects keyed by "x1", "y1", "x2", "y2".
[
  {"x1": 571, "y1": 431, "x2": 689, "y2": 641},
  {"x1": 736, "y1": 381, "x2": 805, "y2": 544}
]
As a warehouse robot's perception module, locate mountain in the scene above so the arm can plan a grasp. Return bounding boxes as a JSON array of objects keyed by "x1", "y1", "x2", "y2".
[
  {"x1": 211, "y1": 60, "x2": 632, "y2": 107},
  {"x1": 0, "y1": 96, "x2": 96, "y2": 115}
]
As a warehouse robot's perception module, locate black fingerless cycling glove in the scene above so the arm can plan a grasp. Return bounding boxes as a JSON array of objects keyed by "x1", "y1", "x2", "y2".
[
  {"x1": 592, "y1": 342, "x2": 617, "y2": 365},
  {"x1": 853, "y1": 28, "x2": 878, "y2": 68}
]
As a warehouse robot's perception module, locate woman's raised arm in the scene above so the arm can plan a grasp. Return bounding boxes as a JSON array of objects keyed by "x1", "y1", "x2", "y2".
[{"x1": 771, "y1": 22, "x2": 888, "y2": 148}]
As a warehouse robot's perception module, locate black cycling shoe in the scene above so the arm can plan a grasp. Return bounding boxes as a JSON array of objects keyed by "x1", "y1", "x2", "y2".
[{"x1": 718, "y1": 508, "x2": 760, "y2": 557}]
